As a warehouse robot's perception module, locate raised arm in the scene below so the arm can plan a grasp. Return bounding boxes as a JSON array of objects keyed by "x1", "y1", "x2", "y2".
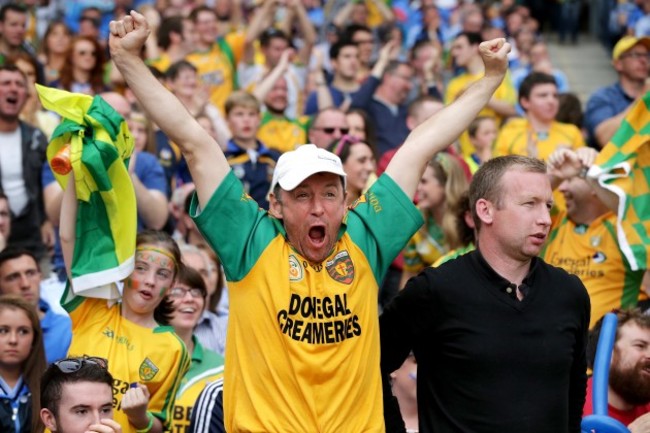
[
  {"x1": 60, "y1": 175, "x2": 77, "y2": 281},
  {"x1": 547, "y1": 147, "x2": 620, "y2": 212},
  {"x1": 385, "y1": 38, "x2": 510, "y2": 199},
  {"x1": 109, "y1": 11, "x2": 229, "y2": 208},
  {"x1": 242, "y1": 0, "x2": 278, "y2": 64},
  {"x1": 284, "y1": 0, "x2": 317, "y2": 66},
  {"x1": 252, "y1": 49, "x2": 292, "y2": 102}
]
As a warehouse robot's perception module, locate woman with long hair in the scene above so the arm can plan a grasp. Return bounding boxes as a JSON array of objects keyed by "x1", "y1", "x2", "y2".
[
  {"x1": 0, "y1": 294, "x2": 46, "y2": 433},
  {"x1": 38, "y1": 21, "x2": 72, "y2": 85},
  {"x1": 59, "y1": 175, "x2": 190, "y2": 433},
  {"x1": 166, "y1": 265, "x2": 224, "y2": 433},
  {"x1": 346, "y1": 108, "x2": 376, "y2": 147},
  {"x1": 54, "y1": 36, "x2": 107, "y2": 95},
  {"x1": 327, "y1": 134, "x2": 377, "y2": 206},
  {"x1": 400, "y1": 153, "x2": 469, "y2": 287}
]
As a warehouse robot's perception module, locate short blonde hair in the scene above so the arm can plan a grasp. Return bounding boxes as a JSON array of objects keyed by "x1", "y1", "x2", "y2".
[{"x1": 225, "y1": 91, "x2": 260, "y2": 116}]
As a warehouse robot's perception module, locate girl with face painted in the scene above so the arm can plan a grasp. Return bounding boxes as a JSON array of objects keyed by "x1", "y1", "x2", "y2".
[{"x1": 59, "y1": 174, "x2": 190, "y2": 433}]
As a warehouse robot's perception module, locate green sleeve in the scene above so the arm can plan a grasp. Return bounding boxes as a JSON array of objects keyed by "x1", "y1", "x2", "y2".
[
  {"x1": 346, "y1": 174, "x2": 423, "y2": 284},
  {"x1": 190, "y1": 171, "x2": 280, "y2": 282}
]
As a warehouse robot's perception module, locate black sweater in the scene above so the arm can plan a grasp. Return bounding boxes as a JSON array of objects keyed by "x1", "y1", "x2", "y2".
[{"x1": 380, "y1": 250, "x2": 590, "y2": 433}]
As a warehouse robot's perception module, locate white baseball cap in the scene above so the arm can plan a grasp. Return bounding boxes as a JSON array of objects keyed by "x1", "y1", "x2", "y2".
[{"x1": 269, "y1": 144, "x2": 347, "y2": 194}]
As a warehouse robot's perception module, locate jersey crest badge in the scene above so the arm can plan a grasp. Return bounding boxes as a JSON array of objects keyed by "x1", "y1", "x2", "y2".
[
  {"x1": 592, "y1": 251, "x2": 607, "y2": 264},
  {"x1": 289, "y1": 255, "x2": 303, "y2": 282},
  {"x1": 326, "y1": 250, "x2": 355, "y2": 285},
  {"x1": 590, "y1": 236, "x2": 602, "y2": 247},
  {"x1": 139, "y1": 358, "x2": 159, "y2": 381}
]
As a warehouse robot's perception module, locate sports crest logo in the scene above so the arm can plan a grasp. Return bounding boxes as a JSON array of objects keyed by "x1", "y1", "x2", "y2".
[
  {"x1": 326, "y1": 251, "x2": 355, "y2": 284},
  {"x1": 139, "y1": 358, "x2": 159, "y2": 381},
  {"x1": 289, "y1": 255, "x2": 303, "y2": 282},
  {"x1": 592, "y1": 251, "x2": 607, "y2": 264}
]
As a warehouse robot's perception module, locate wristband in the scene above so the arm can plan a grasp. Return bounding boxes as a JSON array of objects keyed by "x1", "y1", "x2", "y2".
[{"x1": 135, "y1": 411, "x2": 154, "y2": 433}]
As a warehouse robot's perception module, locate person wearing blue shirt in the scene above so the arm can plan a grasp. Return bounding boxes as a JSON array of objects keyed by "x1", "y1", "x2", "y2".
[
  {"x1": 223, "y1": 91, "x2": 279, "y2": 210},
  {"x1": 585, "y1": 36, "x2": 650, "y2": 148},
  {"x1": 0, "y1": 248, "x2": 71, "y2": 364}
]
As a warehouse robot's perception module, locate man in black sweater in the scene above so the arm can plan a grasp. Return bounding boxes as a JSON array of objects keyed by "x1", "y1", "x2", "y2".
[{"x1": 381, "y1": 155, "x2": 591, "y2": 433}]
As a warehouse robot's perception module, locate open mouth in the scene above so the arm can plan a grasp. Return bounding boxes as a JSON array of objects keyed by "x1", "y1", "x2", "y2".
[
  {"x1": 309, "y1": 225, "x2": 326, "y2": 244},
  {"x1": 139, "y1": 291, "x2": 153, "y2": 301},
  {"x1": 179, "y1": 307, "x2": 197, "y2": 314}
]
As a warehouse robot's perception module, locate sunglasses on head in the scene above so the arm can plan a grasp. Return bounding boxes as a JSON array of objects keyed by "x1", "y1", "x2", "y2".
[
  {"x1": 53, "y1": 356, "x2": 108, "y2": 373},
  {"x1": 331, "y1": 134, "x2": 362, "y2": 156}
]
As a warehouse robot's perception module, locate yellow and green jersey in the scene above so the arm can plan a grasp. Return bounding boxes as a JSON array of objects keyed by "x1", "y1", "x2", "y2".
[
  {"x1": 493, "y1": 118, "x2": 585, "y2": 161},
  {"x1": 445, "y1": 70, "x2": 517, "y2": 156},
  {"x1": 540, "y1": 211, "x2": 646, "y2": 328},
  {"x1": 62, "y1": 294, "x2": 191, "y2": 433},
  {"x1": 256, "y1": 112, "x2": 309, "y2": 154},
  {"x1": 402, "y1": 214, "x2": 446, "y2": 274},
  {"x1": 168, "y1": 337, "x2": 224, "y2": 433},
  {"x1": 494, "y1": 118, "x2": 585, "y2": 210},
  {"x1": 191, "y1": 171, "x2": 422, "y2": 432},
  {"x1": 432, "y1": 243, "x2": 476, "y2": 267},
  {"x1": 185, "y1": 33, "x2": 245, "y2": 113},
  {"x1": 148, "y1": 53, "x2": 172, "y2": 74}
]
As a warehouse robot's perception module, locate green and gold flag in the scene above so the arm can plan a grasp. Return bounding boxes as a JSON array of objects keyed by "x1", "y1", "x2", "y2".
[
  {"x1": 36, "y1": 85, "x2": 136, "y2": 299},
  {"x1": 588, "y1": 91, "x2": 650, "y2": 271}
]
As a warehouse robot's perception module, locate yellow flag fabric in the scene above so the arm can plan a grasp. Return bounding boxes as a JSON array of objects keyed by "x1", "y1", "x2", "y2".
[
  {"x1": 36, "y1": 85, "x2": 136, "y2": 298},
  {"x1": 587, "y1": 91, "x2": 650, "y2": 271}
]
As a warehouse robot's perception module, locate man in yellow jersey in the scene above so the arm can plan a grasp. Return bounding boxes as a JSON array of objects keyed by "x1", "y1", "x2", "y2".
[
  {"x1": 185, "y1": 6, "x2": 244, "y2": 113},
  {"x1": 494, "y1": 71, "x2": 584, "y2": 161},
  {"x1": 239, "y1": 0, "x2": 316, "y2": 119},
  {"x1": 109, "y1": 10, "x2": 510, "y2": 431},
  {"x1": 254, "y1": 50, "x2": 309, "y2": 154},
  {"x1": 40, "y1": 357, "x2": 121, "y2": 433},
  {"x1": 494, "y1": 71, "x2": 585, "y2": 211},
  {"x1": 446, "y1": 31, "x2": 517, "y2": 156},
  {"x1": 544, "y1": 147, "x2": 647, "y2": 328}
]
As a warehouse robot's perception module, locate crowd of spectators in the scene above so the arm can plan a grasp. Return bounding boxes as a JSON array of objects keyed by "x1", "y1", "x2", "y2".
[{"x1": 0, "y1": 0, "x2": 649, "y2": 432}]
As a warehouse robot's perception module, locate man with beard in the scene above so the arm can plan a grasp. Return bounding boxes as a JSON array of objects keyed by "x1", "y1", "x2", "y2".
[{"x1": 584, "y1": 309, "x2": 650, "y2": 430}]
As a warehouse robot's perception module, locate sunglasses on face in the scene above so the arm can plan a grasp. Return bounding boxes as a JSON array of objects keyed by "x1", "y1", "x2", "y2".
[{"x1": 314, "y1": 126, "x2": 350, "y2": 135}]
